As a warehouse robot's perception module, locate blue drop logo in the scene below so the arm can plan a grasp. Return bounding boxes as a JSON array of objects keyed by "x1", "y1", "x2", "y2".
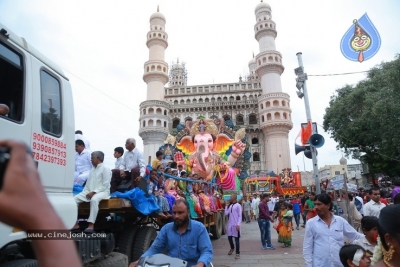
[{"x1": 340, "y1": 13, "x2": 381, "y2": 62}]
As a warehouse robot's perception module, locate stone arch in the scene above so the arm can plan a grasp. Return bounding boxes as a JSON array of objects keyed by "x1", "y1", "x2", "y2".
[
  {"x1": 229, "y1": 96, "x2": 234, "y2": 101},
  {"x1": 258, "y1": 60, "x2": 261, "y2": 65},
  {"x1": 149, "y1": 108, "x2": 154, "y2": 114},
  {"x1": 268, "y1": 56, "x2": 273, "y2": 62},
  {"x1": 262, "y1": 115, "x2": 265, "y2": 122},
  {"x1": 192, "y1": 98, "x2": 197, "y2": 104},
  {"x1": 152, "y1": 33, "x2": 156, "y2": 37},
  {"x1": 242, "y1": 95, "x2": 247, "y2": 101},
  {"x1": 199, "y1": 98, "x2": 203, "y2": 103},
  {"x1": 260, "y1": 103, "x2": 263, "y2": 109},
  {"x1": 158, "y1": 33, "x2": 161, "y2": 37},
  {"x1": 236, "y1": 96, "x2": 241, "y2": 100},
  {"x1": 249, "y1": 95, "x2": 254, "y2": 100},
  {"x1": 157, "y1": 65, "x2": 161, "y2": 71},
  {"x1": 143, "y1": 109, "x2": 147, "y2": 115},
  {"x1": 283, "y1": 112, "x2": 287, "y2": 119},
  {"x1": 274, "y1": 112, "x2": 281, "y2": 119},
  {"x1": 281, "y1": 100, "x2": 286, "y2": 106},
  {"x1": 156, "y1": 120, "x2": 161, "y2": 126},
  {"x1": 275, "y1": 56, "x2": 279, "y2": 62},
  {"x1": 223, "y1": 96, "x2": 228, "y2": 101},
  {"x1": 266, "y1": 101, "x2": 271, "y2": 107},
  {"x1": 147, "y1": 66, "x2": 149, "y2": 72},
  {"x1": 174, "y1": 100, "x2": 178, "y2": 105},
  {"x1": 163, "y1": 67, "x2": 166, "y2": 72},
  {"x1": 142, "y1": 120, "x2": 146, "y2": 127},
  {"x1": 156, "y1": 108, "x2": 162, "y2": 114},
  {"x1": 211, "y1": 97, "x2": 216, "y2": 102},
  {"x1": 249, "y1": 114, "x2": 257, "y2": 124},
  {"x1": 164, "y1": 121, "x2": 167, "y2": 127},
  {"x1": 253, "y1": 152, "x2": 260, "y2": 161},
  {"x1": 263, "y1": 57, "x2": 267, "y2": 63},
  {"x1": 186, "y1": 99, "x2": 191, "y2": 104},
  {"x1": 217, "y1": 97, "x2": 222, "y2": 102},
  {"x1": 205, "y1": 98, "x2": 209, "y2": 102},
  {"x1": 151, "y1": 65, "x2": 155, "y2": 71},
  {"x1": 267, "y1": 113, "x2": 272, "y2": 120},
  {"x1": 148, "y1": 119, "x2": 154, "y2": 126},
  {"x1": 180, "y1": 99, "x2": 185, "y2": 104},
  {"x1": 172, "y1": 118, "x2": 180, "y2": 128},
  {"x1": 236, "y1": 114, "x2": 244, "y2": 125},
  {"x1": 164, "y1": 110, "x2": 167, "y2": 115},
  {"x1": 273, "y1": 100, "x2": 279, "y2": 106}
]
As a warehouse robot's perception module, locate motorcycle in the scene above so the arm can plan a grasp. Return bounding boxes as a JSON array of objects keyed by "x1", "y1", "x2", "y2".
[{"x1": 137, "y1": 253, "x2": 214, "y2": 267}]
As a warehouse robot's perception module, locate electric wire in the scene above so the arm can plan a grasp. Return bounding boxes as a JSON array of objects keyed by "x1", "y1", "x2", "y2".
[
  {"x1": 308, "y1": 70, "x2": 369, "y2": 77},
  {"x1": 61, "y1": 67, "x2": 140, "y2": 114}
]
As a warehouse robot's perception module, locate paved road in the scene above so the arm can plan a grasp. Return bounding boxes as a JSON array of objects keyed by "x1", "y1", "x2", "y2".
[{"x1": 211, "y1": 218, "x2": 306, "y2": 267}]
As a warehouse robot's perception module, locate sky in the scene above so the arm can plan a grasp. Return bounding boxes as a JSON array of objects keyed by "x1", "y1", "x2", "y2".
[{"x1": 1, "y1": 0, "x2": 399, "y2": 173}]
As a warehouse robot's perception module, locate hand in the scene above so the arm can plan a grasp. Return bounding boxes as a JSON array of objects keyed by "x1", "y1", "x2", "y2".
[
  {"x1": 120, "y1": 170, "x2": 126, "y2": 177},
  {"x1": 0, "y1": 140, "x2": 61, "y2": 230},
  {"x1": 86, "y1": 192, "x2": 96, "y2": 200},
  {"x1": 191, "y1": 262, "x2": 205, "y2": 267},
  {"x1": 236, "y1": 225, "x2": 240, "y2": 231},
  {"x1": 232, "y1": 140, "x2": 246, "y2": 155},
  {"x1": 129, "y1": 260, "x2": 138, "y2": 267}
]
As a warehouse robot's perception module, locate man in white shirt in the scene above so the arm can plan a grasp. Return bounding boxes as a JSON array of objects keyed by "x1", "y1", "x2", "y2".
[
  {"x1": 363, "y1": 187, "x2": 386, "y2": 218},
  {"x1": 303, "y1": 193, "x2": 364, "y2": 267},
  {"x1": 110, "y1": 138, "x2": 146, "y2": 194},
  {"x1": 74, "y1": 139, "x2": 92, "y2": 186},
  {"x1": 252, "y1": 194, "x2": 260, "y2": 220},
  {"x1": 75, "y1": 130, "x2": 91, "y2": 151},
  {"x1": 73, "y1": 151, "x2": 111, "y2": 232}
]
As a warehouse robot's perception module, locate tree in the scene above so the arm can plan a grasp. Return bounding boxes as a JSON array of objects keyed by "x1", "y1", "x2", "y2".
[{"x1": 323, "y1": 55, "x2": 400, "y2": 176}]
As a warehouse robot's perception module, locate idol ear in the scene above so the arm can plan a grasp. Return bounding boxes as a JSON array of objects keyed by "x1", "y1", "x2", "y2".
[
  {"x1": 215, "y1": 134, "x2": 234, "y2": 154},
  {"x1": 177, "y1": 136, "x2": 195, "y2": 154}
]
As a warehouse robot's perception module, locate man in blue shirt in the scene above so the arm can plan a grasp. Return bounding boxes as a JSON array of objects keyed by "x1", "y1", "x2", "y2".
[{"x1": 129, "y1": 199, "x2": 213, "y2": 267}]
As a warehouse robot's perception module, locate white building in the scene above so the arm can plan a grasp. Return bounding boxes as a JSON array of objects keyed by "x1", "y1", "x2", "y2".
[{"x1": 139, "y1": 2, "x2": 293, "y2": 175}]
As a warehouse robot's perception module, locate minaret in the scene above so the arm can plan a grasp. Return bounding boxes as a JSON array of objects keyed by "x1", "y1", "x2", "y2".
[
  {"x1": 168, "y1": 58, "x2": 187, "y2": 87},
  {"x1": 139, "y1": 6, "x2": 171, "y2": 163},
  {"x1": 254, "y1": 1, "x2": 293, "y2": 173},
  {"x1": 247, "y1": 53, "x2": 258, "y2": 81}
]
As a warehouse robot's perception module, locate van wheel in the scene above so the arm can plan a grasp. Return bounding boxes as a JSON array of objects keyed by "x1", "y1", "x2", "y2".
[
  {"x1": 210, "y1": 212, "x2": 222, "y2": 240},
  {"x1": 220, "y1": 211, "x2": 226, "y2": 235},
  {"x1": 0, "y1": 259, "x2": 38, "y2": 267},
  {"x1": 117, "y1": 225, "x2": 139, "y2": 263},
  {"x1": 131, "y1": 226, "x2": 158, "y2": 262},
  {"x1": 86, "y1": 252, "x2": 128, "y2": 267}
]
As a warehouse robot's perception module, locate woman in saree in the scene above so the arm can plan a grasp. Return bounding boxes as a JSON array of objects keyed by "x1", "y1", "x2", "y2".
[{"x1": 278, "y1": 202, "x2": 292, "y2": 248}]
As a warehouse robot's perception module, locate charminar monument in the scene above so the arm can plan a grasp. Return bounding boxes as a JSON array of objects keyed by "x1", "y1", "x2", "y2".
[{"x1": 138, "y1": 1, "x2": 293, "y2": 175}]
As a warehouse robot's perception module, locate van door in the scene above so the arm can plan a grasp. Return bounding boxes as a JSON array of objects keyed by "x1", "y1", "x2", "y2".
[
  {"x1": 0, "y1": 39, "x2": 32, "y2": 148},
  {"x1": 30, "y1": 56, "x2": 67, "y2": 192}
]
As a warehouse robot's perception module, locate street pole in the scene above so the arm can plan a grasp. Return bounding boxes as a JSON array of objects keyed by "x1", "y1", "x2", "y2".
[{"x1": 296, "y1": 52, "x2": 321, "y2": 194}]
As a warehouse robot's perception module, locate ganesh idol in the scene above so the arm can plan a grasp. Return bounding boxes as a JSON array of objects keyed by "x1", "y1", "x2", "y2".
[{"x1": 176, "y1": 117, "x2": 246, "y2": 191}]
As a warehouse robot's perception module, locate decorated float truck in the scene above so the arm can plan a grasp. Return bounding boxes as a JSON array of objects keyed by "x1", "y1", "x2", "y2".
[{"x1": 0, "y1": 23, "x2": 249, "y2": 266}]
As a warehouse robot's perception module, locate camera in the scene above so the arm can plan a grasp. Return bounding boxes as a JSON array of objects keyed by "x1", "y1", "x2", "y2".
[{"x1": 0, "y1": 147, "x2": 10, "y2": 190}]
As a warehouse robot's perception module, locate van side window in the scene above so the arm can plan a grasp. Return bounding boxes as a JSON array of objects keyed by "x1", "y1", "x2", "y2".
[
  {"x1": 0, "y1": 42, "x2": 24, "y2": 122},
  {"x1": 40, "y1": 70, "x2": 62, "y2": 136}
]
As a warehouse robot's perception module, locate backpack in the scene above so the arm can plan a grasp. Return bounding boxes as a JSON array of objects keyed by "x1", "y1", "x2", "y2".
[{"x1": 354, "y1": 197, "x2": 362, "y2": 212}]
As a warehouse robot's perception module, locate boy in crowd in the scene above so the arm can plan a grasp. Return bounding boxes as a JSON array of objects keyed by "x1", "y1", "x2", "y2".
[{"x1": 114, "y1": 147, "x2": 124, "y2": 169}]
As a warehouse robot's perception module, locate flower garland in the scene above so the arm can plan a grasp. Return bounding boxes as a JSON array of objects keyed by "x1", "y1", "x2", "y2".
[{"x1": 371, "y1": 235, "x2": 383, "y2": 265}]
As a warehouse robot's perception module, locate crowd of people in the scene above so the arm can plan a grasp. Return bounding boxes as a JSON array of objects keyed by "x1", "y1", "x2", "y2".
[
  {"x1": 231, "y1": 182, "x2": 400, "y2": 267},
  {"x1": 73, "y1": 134, "x2": 227, "y2": 232}
]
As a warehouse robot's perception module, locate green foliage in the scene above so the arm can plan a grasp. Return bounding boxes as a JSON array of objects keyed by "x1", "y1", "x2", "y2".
[{"x1": 323, "y1": 55, "x2": 400, "y2": 176}]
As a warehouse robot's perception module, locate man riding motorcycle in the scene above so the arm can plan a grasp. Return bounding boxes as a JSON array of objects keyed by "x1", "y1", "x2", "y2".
[{"x1": 129, "y1": 199, "x2": 213, "y2": 267}]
